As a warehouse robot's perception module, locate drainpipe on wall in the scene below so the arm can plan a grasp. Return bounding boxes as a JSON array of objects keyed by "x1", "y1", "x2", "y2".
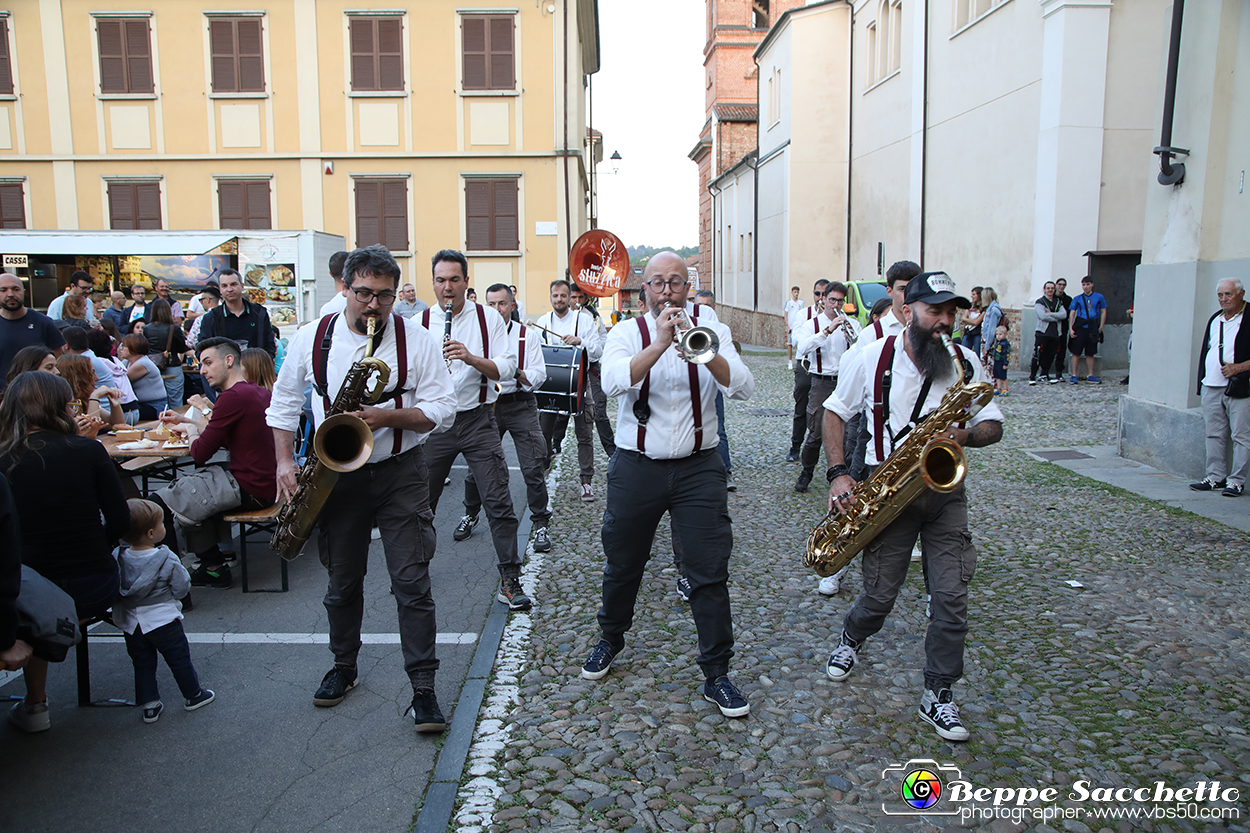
[
  {"x1": 708, "y1": 180, "x2": 721, "y2": 304},
  {"x1": 562, "y1": 0, "x2": 573, "y2": 250},
  {"x1": 918, "y1": 0, "x2": 929, "y2": 269},
  {"x1": 746, "y1": 153, "x2": 760, "y2": 312},
  {"x1": 1154, "y1": 0, "x2": 1188, "y2": 186},
  {"x1": 845, "y1": 2, "x2": 854, "y2": 284}
]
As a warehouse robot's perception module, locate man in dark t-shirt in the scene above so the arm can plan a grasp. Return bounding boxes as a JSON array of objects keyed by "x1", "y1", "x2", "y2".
[
  {"x1": 158, "y1": 337, "x2": 277, "y2": 589},
  {"x1": 0, "y1": 273, "x2": 66, "y2": 385}
]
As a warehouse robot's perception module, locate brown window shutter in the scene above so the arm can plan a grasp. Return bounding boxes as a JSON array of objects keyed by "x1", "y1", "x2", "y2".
[
  {"x1": 124, "y1": 20, "x2": 153, "y2": 94},
  {"x1": 377, "y1": 18, "x2": 403, "y2": 92},
  {"x1": 209, "y1": 20, "x2": 236, "y2": 93},
  {"x1": 465, "y1": 180, "x2": 491, "y2": 250},
  {"x1": 350, "y1": 18, "x2": 375, "y2": 92},
  {"x1": 489, "y1": 17, "x2": 514, "y2": 90},
  {"x1": 462, "y1": 17, "x2": 487, "y2": 90},
  {"x1": 237, "y1": 19, "x2": 265, "y2": 93},
  {"x1": 493, "y1": 179, "x2": 518, "y2": 250},
  {"x1": 136, "y1": 183, "x2": 162, "y2": 229},
  {"x1": 246, "y1": 180, "x2": 271, "y2": 229},
  {"x1": 98, "y1": 20, "x2": 127, "y2": 93},
  {"x1": 219, "y1": 181, "x2": 244, "y2": 228},
  {"x1": 381, "y1": 180, "x2": 408, "y2": 251},
  {"x1": 0, "y1": 20, "x2": 13, "y2": 96},
  {"x1": 109, "y1": 183, "x2": 134, "y2": 229},
  {"x1": 355, "y1": 180, "x2": 381, "y2": 247},
  {"x1": 0, "y1": 183, "x2": 25, "y2": 229}
]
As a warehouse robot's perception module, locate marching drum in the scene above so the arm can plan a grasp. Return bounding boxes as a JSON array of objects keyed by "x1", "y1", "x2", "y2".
[{"x1": 536, "y1": 344, "x2": 587, "y2": 416}]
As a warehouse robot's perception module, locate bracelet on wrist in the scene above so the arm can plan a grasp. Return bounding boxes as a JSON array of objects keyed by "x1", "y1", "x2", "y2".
[{"x1": 826, "y1": 464, "x2": 850, "y2": 483}]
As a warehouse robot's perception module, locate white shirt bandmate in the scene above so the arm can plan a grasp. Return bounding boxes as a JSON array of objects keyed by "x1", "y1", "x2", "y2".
[
  {"x1": 602, "y1": 312, "x2": 754, "y2": 460},
  {"x1": 266, "y1": 313, "x2": 457, "y2": 464},
  {"x1": 536, "y1": 308, "x2": 604, "y2": 362},
  {"x1": 500, "y1": 319, "x2": 547, "y2": 395},
  {"x1": 319, "y1": 291, "x2": 348, "y2": 318},
  {"x1": 422, "y1": 301, "x2": 517, "y2": 412},
  {"x1": 796, "y1": 312, "x2": 860, "y2": 377},
  {"x1": 824, "y1": 328, "x2": 1003, "y2": 467}
]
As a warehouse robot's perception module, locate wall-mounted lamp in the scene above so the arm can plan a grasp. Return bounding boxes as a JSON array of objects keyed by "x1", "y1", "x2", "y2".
[{"x1": 610, "y1": 150, "x2": 622, "y2": 175}]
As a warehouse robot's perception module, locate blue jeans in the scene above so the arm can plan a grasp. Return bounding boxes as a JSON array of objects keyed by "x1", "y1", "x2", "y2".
[
  {"x1": 715, "y1": 391, "x2": 731, "y2": 474},
  {"x1": 123, "y1": 619, "x2": 203, "y2": 705},
  {"x1": 161, "y1": 369, "x2": 184, "y2": 409}
]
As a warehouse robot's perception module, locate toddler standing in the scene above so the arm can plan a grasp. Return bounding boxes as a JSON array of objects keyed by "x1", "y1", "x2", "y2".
[
  {"x1": 115, "y1": 499, "x2": 214, "y2": 723},
  {"x1": 990, "y1": 324, "x2": 1011, "y2": 395}
]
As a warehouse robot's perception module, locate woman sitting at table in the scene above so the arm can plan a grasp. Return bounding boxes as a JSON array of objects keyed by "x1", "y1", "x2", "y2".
[
  {"x1": 143, "y1": 300, "x2": 188, "y2": 410},
  {"x1": 5, "y1": 346, "x2": 59, "y2": 388},
  {"x1": 240, "y1": 348, "x2": 276, "y2": 391},
  {"x1": 54, "y1": 295, "x2": 92, "y2": 333},
  {"x1": 0, "y1": 371, "x2": 129, "y2": 733},
  {"x1": 118, "y1": 334, "x2": 166, "y2": 420},
  {"x1": 56, "y1": 354, "x2": 123, "y2": 430},
  {"x1": 86, "y1": 328, "x2": 139, "y2": 425}
]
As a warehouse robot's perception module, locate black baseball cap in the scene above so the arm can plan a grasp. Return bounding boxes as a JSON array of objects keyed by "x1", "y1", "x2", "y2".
[{"x1": 903, "y1": 271, "x2": 971, "y2": 309}]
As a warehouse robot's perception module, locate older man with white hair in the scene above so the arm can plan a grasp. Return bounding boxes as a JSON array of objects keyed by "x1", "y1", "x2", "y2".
[{"x1": 1191, "y1": 278, "x2": 1250, "y2": 497}]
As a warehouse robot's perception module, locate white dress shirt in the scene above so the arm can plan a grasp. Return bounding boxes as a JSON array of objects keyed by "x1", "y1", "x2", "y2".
[
  {"x1": 422, "y1": 301, "x2": 517, "y2": 412},
  {"x1": 536, "y1": 308, "x2": 604, "y2": 362},
  {"x1": 602, "y1": 312, "x2": 754, "y2": 460},
  {"x1": 500, "y1": 319, "x2": 547, "y2": 395},
  {"x1": 796, "y1": 312, "x2": 860, "y2": 377},
  {"x1": 188, "y1": 295, "x2": 206, "y2": 316},
  {"x1": 824, "y1": 328, "x2": 1003, "y2": 467},
  {"x1": 266, "y1": 314, "x2": 456, "y2": 464},
  {"x1": 319, "y1": 291, "x2": 348, "y2": 318},
  {"x1": 1203, "y1": 310, "x2": 1243, "y2": 387}
]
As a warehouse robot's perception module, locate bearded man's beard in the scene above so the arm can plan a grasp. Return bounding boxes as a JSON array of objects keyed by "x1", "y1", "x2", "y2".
[{"x1": 908, "y1": 322, "x2": 955, "y2": 381}]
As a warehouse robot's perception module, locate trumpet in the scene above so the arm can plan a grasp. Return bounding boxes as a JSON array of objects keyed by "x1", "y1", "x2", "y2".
[{"x1": 668, "y1": 303, "x2": 719, "y2": 364}]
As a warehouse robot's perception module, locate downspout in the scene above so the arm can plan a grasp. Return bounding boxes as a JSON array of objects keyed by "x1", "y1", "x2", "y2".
[
  {"x1": 918, "y1": 0, "x2": 929, "y2": 268},
  {"x1": 747, "y1": 153, "x2": 759, "y2": 312},
  {"x1": 589, "y1": 72, "x2": 596, "y2": 228},
  {"x1": 708, "y1": 180, "x2": 721, "y2": 304},
  {"x1": 563, "y1": 0, "x2": 573, "y2": 250},
  {"x1": 845, "y1": 1, "x2": 854, "y2": 284},
  {"x1": 1154, "y1": 0, "x2": 1187, "y2": 185}
]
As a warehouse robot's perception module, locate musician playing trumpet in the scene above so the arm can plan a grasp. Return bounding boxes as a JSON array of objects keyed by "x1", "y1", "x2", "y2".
[
  {"x1": 819, "y1": 272, "x2": 1003, "y2": 742},
  {"x1": 580, "y1": 252, "x2": 756, "y2": 720},
  {"x1": 266, "y1": 245, "x2": 456, "y2": 732}
]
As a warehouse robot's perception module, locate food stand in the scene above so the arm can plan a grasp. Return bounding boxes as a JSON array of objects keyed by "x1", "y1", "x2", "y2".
[{"x1": 0, "y1": 230, "x2": 346, "y2": 329}]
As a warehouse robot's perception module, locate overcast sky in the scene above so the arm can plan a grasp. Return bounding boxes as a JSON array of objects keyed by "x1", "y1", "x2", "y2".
[{"x1": 591, "y1": 1, "x2": 706, "y2": 250}]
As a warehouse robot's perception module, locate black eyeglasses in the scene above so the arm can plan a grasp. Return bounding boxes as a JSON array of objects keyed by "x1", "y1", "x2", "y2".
[
  {"x1": 350, "y1": 288, "x2": 398, "y2": 306},
  {"x1": 813, "y1": 290, "x2": 827, "y2": 297},
  {"x1": 645, "y1": 278, "x2": 689, "y2": 292}
]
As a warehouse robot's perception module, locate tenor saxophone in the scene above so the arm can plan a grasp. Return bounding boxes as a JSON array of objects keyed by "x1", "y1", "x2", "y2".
[
  {"x1": 803, "y1": 335, "x2": 994, "y2": 577},
  {"x1": 271, "y1": 316, "x2": 391, "y2": 560}
]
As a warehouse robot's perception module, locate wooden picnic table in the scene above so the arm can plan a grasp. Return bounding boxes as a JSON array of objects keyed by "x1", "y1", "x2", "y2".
[{"x1": 98, "y1": 413, "x2": 195, "y2": 493}]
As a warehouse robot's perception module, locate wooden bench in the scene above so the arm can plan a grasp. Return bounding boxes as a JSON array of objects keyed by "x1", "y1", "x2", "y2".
[{"x1": 223, "y1": 504, "x2": 289, "y2": 593}]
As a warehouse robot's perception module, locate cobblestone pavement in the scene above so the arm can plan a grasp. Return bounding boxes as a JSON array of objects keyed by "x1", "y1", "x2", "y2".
[{"x1": 453, "y1": 351, "x2": 1250, "y2": 833}]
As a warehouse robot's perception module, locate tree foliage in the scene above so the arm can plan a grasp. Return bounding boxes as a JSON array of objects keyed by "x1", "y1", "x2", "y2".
[{"x1": 628, "y1": 244, "x2": 699, "y2": 266}]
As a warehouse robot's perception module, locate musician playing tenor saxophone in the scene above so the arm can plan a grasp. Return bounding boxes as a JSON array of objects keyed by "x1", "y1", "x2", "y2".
[
  {"x1": 819, "y1": 272, "x2": 1003, "y2": 742},
  {"x1": 266, "y1": 245, "x2": 456, "y2": 732}
]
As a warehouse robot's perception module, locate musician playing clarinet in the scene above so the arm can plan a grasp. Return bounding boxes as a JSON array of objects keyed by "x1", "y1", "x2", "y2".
[
  {"x1": 820, "y1": 272, "x2": 1003, "y2": 742},
  {"x1": 535, "y1": 278, "x2": 603, "y2": 502},
  {"x1": 579, "y1": 252, "x2": 756, "y2": 720},
  {"x1": 420, "y1": 251, "x2": 530, "y2": 611},
  {"x1": 266, "y1": 245, "x2": 456, "y2": 732}
]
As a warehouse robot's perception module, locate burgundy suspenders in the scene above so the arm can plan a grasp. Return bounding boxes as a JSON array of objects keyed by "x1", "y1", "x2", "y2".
[{"x1": 633, "y1": 316, "x2": 705, "y2": 454}]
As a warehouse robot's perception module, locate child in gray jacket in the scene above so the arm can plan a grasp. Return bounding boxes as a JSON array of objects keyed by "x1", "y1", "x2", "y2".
[{"x1": 115, "y1": 499, "x2": 214, "y2": 723}]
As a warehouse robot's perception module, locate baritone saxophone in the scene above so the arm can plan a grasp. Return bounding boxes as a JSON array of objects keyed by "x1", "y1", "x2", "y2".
[
  {"x1": 803, "y1": 335, "x2": 994, "y2": 577},
  {"x1": 271, "y1": 316, "x2": 391, "y2": 561}
]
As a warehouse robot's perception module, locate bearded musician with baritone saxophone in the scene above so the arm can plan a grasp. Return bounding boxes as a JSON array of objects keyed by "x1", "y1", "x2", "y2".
[
  {"x1": 815, "y1": 271, "x2": 1003, "y2": 743},
  {"x1": 265, "y1": 245, "x2": 456, "y2": 732}
]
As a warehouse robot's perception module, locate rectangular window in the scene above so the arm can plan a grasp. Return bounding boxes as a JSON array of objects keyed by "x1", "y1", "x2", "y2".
[
  {"x1": 0, "y1": 183, "x2": 25, "y2": 228},
  {"x1": 465, "y1": 178, "x2": 518, "y2": 251},
  {"x1": 768, "y1": 67, "x2": 781, "y2": 124},
  {"x1": 108, "y1": 182, "x2": 161, "y2": 229},
  {"x1": 745, "y1": 232, "x2": 752, "y2": 271},
  {"x1": 725, "y1": 223, "x2": 733, "y2": 271},
  {"x1": 889, "y1": 1, "x2": 902, "y2": 73},
  {"x1": 355, "y1": 179, "x2": 408, "y2": 251},
  {"x1": 461, "y1": 16, "x2": 515, "y2": 91},
  {"x1": 209, "y1": 17, "x2": 265, "y2": 93},
  {"x1": 954, "y1": 0, "x2": 1006, "y2": 33},
  {"x1": 866, "y1": 23, "x2": 878, "y2": 86},
  {"x1": 218, "y1": 180, "x2": 272, "y2": 229},
  {"x1": 0, "y1": 19, "x2": 13, "y2": 95},
  {"x1": 350, "y1": 16, "x2": 404, "y2": 92},
  {"x1": 97, "y1": 18, "x2": 153, "y2": 95}
]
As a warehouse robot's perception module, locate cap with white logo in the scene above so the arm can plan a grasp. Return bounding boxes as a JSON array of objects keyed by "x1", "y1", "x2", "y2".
[{"x1": 903, "y1": 271, "x2": 971, "y2": 309}]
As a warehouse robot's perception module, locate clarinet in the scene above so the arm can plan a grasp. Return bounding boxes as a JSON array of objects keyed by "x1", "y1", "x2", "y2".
[{"x1": 442, "y1": 300, "x2": 454, "y2": 370}]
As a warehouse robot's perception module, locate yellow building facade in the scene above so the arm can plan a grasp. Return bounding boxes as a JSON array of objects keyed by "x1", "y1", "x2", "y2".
[{"x1": 0, "y1": 0, "x2": 600, "y2": 311}]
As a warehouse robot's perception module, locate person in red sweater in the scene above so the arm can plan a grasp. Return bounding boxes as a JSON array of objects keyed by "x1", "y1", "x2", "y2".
[{"x1": 158, "y1": 337, "x2": 276, "y2": 588}]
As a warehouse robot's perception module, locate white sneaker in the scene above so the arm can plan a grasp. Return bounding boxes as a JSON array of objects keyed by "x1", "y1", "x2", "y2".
[
  {"x1": 926, "y1": 594, "x2": 932, "y2": 619},
  {"x1": 787, "y1": 360, "x2": 793, "y2": 370},
  {"x1": 911, "y1": 542, "x2": 923, "y2": 562},
  {"x1": 817, "y1": 575, "x2": 840, "y2": 596},
  {"x1": 9, "y1": 699, "x2": 50, "y2": 733},
  {"x1": 580, "y1": 483, "x2": 595, "y2": 503}
]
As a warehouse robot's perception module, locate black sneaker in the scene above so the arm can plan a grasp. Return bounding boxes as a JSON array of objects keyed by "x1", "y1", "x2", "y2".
[
  {"x1": 453, "y1": 514, "x2": 479, "y2": 541},
  {"x1": 702, "y1": 676, "x2": 750, "y2": 718},
  {"x1": 581, "y1": 639, "x2": 617, "y2": 681},
  {"x1": 190, "y1": 564, "x2": 232, "y2": 588},
  {"x1": 676, "y1": 575, "x2": 692, "y2": 602},
  {"x1": 532, "y1": 527, "x2": 552, "y2": 553},
  {"x1": 1190, "y1": 477, "x2": 1226, "y2": 492},
  {"x1": 142, "y1": 701, "x2": 163, "y2": 724},
  {"x1": 313, "y1": 666, "x2": 358, "y2": 707},
  {"x1": 185, "y1": 689, "x2": 215, "y2": 712},
  {"x1": 826, "y1": 633, "x2": 859, "y2": 681},
  {"x1": 407, "y1": 688, "x2": 447, "y2": 734},
  {"x1": 1222, "y1": 483, "x2": 1244, "y2": 497},
  {"x1": 785, "y1": 445, "x2": 801, "y2": 462},
  {"x1": 497, "y1": 577, "x2": 532, "y2": 611},
  {"x1": 794, "y1": 470, "x2": 813, "y2": 493},
  {"x1": 726, "y1": 471, "x2": 737, "y2": 492},
  {"x1": 918, "y1": 688, "x2": 970, "y2": 742}
]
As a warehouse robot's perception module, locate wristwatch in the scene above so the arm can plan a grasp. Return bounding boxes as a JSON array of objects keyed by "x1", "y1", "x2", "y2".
[{"x1": 826, "y1": 464, "x2": 850, "y2": 483}]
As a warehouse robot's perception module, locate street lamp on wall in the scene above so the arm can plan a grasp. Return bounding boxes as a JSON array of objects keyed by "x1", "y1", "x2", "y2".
[{"x1": 610, "y1": 150, "x2": 622, "y2": 175}]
